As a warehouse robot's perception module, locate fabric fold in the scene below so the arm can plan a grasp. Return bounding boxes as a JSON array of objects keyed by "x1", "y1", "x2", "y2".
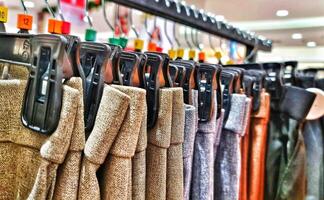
[
  {"x1": 214, "y1": 94, "x2": 247, "y2": 200},
  {"x1": 78, "y1": 85, "x2": 130, "y2": 200},
  {"x1": 146, "y1": 88, "x2": 173, "y2": 200},
  {"x1": 100, "y1": 85, "x2": 146, "y2": 200},
  {"x1": 191, "y1": 90, "x2": 218, "y2": 200},
  {"x1": 166, "y1": 88, "x2": 185, "y2": 200}
]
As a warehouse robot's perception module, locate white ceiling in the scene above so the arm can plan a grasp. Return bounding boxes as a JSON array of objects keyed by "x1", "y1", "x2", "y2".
[{"x1": 2, "y1": 0, "x2": 324, "y2": 47}]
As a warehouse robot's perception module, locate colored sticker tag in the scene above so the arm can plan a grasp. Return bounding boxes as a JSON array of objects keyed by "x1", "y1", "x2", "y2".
[
  {"x1": 177, "y1": 48, "x2": 184, "y2": 58},
  {"x1": 189, "y1": 49, "x2": 196, "y2": 60},
  {"x1": 215, "y1": 51, "x2": 222, "y2": 60},
  {"x1": 0, "y1": 6, "x2": 8, "y2": 23},
  {"x1": 168, "y1": 49, "x2": 176, "y2": 60},
  {"x1": 17, "y1": 14, "x2": 33, "y2": 30},
  {"x1": 198, "y1": 51, "x2": 205, "y2": 62},
  {"x1": 148, "y1": 42, "x2": 157, "y2": 52},
  {"x1": 134, "y1": 39, "x2": 144, "y2": 51}
]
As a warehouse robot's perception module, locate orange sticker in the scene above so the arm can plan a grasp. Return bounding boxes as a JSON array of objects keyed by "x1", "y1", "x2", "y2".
[
  {"x1": 48, "y1": 19, "x2": 62, "y2": 34},
  {"x1": 17, "y1": 14, "x2": 33, "y2": 30},
  {"x1": 189, "y1": 49, "x2": 196, "y2": 60}
]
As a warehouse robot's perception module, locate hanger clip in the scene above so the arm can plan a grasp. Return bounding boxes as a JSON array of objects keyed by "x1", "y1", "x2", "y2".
[
  {"x1": 117, "y1": 51, "x2": 142, "y2": 87},
  {"x1": 77, "y1": 42, "x2": 111, "y2": 133},
  {"x1": 21, "y1": 34, "x2": 67, "y2": 134}
]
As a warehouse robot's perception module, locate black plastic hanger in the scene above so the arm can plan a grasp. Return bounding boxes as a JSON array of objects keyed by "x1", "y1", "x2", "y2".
[
  {"x1": 244, "y1": 69, "x2": 266, "y2": 112},
  {"x1": 262, "y1": 62, "x2": 284, "y2": 101},
  {"x1": 143, "y1": 52, "x2": 168, "y2": 128},
  {"x1": 21, "y1": 34, "x2": 73, "y2": 134},
  {"x1": 283, "y1": 61, "x2": 298, "y2": 86},
  {"x1": 76, "y1": 42, "x2": 112, "y2": 135},
  {"x1": 196, "y1": 63, "x2": 218, "y2": 122},
  {"x1": 221, "y1": 70, "x2": 235, "y2": 123},
  {"x1": 170, "y1": 60, "x2": 196, "y2": 104}
]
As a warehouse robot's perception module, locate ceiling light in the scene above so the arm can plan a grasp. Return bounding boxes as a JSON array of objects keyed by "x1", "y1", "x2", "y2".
[
  {"x1": 276, "y1": 10, "x2": 289, "y2": 17},
  {"x1": 291, "y1": 33, "x2": 302, "y2": 40},
  {"x1": 24, "y1": 1, "x2": 35, "y2": 8},
  {"x1": 307, "y1": 41, "x2": 317, "y2": 47}
]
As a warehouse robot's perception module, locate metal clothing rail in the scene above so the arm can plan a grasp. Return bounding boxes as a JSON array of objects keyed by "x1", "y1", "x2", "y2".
[{"x1": 108, "y1": 0, "x2": 272, "y2": 54}]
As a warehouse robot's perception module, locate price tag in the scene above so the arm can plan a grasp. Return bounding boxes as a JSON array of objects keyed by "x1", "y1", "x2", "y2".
[
  {"x1": 148, "y1": 42, "x2": 157, "y2": 52},
  {"x1": 0, "y1": 6, "x2": 8, "y2": 23},
  {"x1": 168, "y1": 49, "x2": 176, "y2": 60},
  {"x1": 189, "y1": 49, "x2": 196, "y2": 60},
  {"x1": 198, "y1": 51, "x2": 205, "y2": 62},
  {"x1": 17, "y1": 14, "x2": 33, "y2": 30},
  {"x1": 134, "y1": 39, "x2": 144, "y2": 51}
]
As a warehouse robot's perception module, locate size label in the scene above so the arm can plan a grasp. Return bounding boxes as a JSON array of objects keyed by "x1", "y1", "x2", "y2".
[
  {"x1": 0, "y1": 6, "x2": 8, "y2": 23},
  {"x1": 189, "y1": 49, "x2": 196, "y2": 60},
  {"x1": 177, "y1": 48, "x2": 184, "y2": 58},
  {"x1": 168, "y1": 49, "x2": 176, "y2": 60},
  {"x1": 17, "y1": 14, "x2": 33, "y2": 30},
  {"x1": 134, "y1": 39, "x2": 144, "y2": 51}
]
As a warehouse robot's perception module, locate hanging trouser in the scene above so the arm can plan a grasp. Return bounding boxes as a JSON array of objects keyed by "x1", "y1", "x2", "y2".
[
  {"x1": 78, "y1": 85, "x2": 130, "y2": 200},
  {"x1": 166, "y1": 88, "x2": 185, "y2": 200},
  {"x1": 0, "y1": 79, "x2": 80, "y2": 200},
  {"x1": 239, "y1": 98, "x2": 253, "y2": 200},
  {"x1": 247, "y1": 90, "x2": 270, "y2": 200},
  {"x1": 99, "y1": 85, "x2": 146, "y2": 200},
  {"x1": 53, "y1": 78, "x2": 85, "y2": 200},
  {"x1": 214, "y1": 94, "x2": 249, "y2": 200},
  {"x1": 265, "y1": 86, "x2": 315, "y2": 200},
  {"x1": 0, "y1": 63, "x2": 29, "y2": 80},
  {"x1": 182, "y1": 104, "x2": 197, "y2": 200},
  {"x1": 304, "y1": 119, "x2": 324, "y2": 200},
  {"x1": 146, "y1": 88, "x2": 173, "y2": 200},
  {"x1": 214, "y1": 109, "x2": 225, "y2": 158},
  {"x1": 132, "y1": 103, "x2": 147, "y2": 200},
  {"x1": 191, "y1": 90, "x2": 218, "y2": 200}
]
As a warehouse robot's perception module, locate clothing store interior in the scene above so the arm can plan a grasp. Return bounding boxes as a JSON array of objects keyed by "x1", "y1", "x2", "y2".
[{"x1": 0, "y1": 0, "x2": 323, "y2": 199}]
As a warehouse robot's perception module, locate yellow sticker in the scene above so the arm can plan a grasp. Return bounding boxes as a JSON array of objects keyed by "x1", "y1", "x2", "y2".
[
  {"x1": 189, "y1": 49, "x2": 196, "y2": 60},
  {"x1": 226, "y1": 60, "x2": 234, "y2": 65},
  {"x1": 177, "y1": 48, "x2": 184, "y2": 58},
  {"x1": 168, "y1": 49, "x2": 176, "y2": 60},
  {"x1": 0, "y1": 6, "x2": 8, "y2": 23},
  {"x1": 215, "y1": 51, "x2": 222, "y2": 60},
  {"x1": 134, "y1": 39, "x2": 144, "y2": 50}
]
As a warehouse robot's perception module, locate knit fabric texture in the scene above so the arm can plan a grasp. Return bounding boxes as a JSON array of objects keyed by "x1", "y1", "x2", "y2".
[
  {"x1": 146, "y1": 88, "x2": 173, "y2": 200},
  {"x1": 0, "y1": 63, "x2": 29, "y2": 80},
  {"x1": 191, "y1": 90, "x2": 218, "y2": 200},
  {"x1": 0, "y1": 79, "x2": 80, "y2": 200},
  {"x1": 248, "y1": 90, "x2": 270, "y2": 200},
  {"x1": 214, "y1": 94, "x2": 248, "y2": 200},
  {"x1": 100, "y1": 85, "x2": 146, "y2": 200},
  {"x1": 78, "y1": 85, "x2": 130, "y2": 200},
  {"x1": 166, "y1": 88, "x2": 185, "y2": 200},
  {"x1": 183, "y1": 104, "x2": 197, "y2": 200},
  {"x1": 132, "y1": 102, "x2": 147, "y2": 200},
  {"x1": 53, "y1": 77, "x2": 86, "y2": 200}
]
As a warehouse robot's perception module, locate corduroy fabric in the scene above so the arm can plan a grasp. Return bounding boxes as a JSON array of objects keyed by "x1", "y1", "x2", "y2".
[
  {"x1": 0, "y1": 79, "x2": 79, "y2": 200},
  {"x1": 191, "y1": 90, "x2": 218, "y2": 200},
  {"x1": 53, "y1": 77, "x2": 86, "y2": 200},
  {"x1": 132, "y1": 102, "x2": 147, "y2": 200},
  {"x1": 166, "y1": 88, "x2": 185, "y2": 200},
  {"x1": 146, "y1": 88, "x2": 173, "y2": 200},
  {"x1": 248, "y1": 90, "x2": 270, "y2": 200},
  {"x1": 214, "y1": 109, "x2": 225, "y2": 156},
  {"x1": 239, "y1": 98, "x2": 253, "y2": 200},
  {"x1": 78, "y1": 85, "x2": 130, "y2": 200},
  {"x1": 183, "y1": 104, "x2": 197, "y2": 200},
  {"x1": 100, "y1": 85, "x2": 146, "y2": 200},
  {"x1": 214, "y1": 94, "x2": 248, "y2": 200}
]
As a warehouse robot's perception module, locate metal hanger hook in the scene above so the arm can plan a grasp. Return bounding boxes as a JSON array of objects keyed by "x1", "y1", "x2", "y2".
[
  {"x1": 44, "y1": 0, "x2": 56, "y2": 18},
  {"x1": 20, "y1": 0, "x2": 28, "y2": 14},
  {"x1": 173, "y1": 22, "x2": 181, "y2": 48},
  {"x1": 85, "y1": 0, "x2": 93, "y2": 28},
  {"x1": 184, "y1": 26, "x2": 192, "y2": 49},
  {"x1": 57, "y1": 0, "x2": 65, "y2": 21},
  {"x1": 129, "y1": 9, "x2": 139, "y2": 38},
  {"x1": 144, "y1": 14, "x2": 153, "y2": 40},
  {"x1": 102, "y1": 0, "x2": 114, "y2": 31},
  {"x1": 164, "y1": 19, "x2": 173, "y2": 49},
  {"x1": 244, "y1": 37, "x2": 259, "y2": 63}
]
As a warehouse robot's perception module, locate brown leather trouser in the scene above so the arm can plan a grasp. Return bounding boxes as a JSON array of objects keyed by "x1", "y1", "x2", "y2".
[{"x1": 247, "y1": 90, "x2": 270, "y2": 200}]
